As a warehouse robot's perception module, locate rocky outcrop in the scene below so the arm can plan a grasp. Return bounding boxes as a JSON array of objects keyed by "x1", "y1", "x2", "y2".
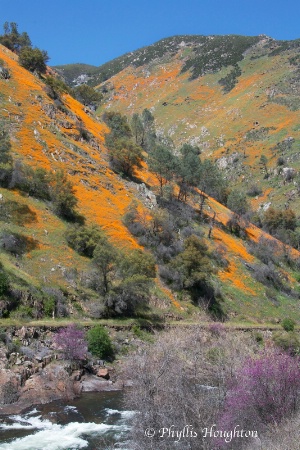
[
  {"x1": 20, "y1": 363, "x2": 76, "y2": 404},
  {"x1": 0, "y1": 326, "x2": 122, "y2": 415},
  {"x1": 81, "y1": 375, "x2": 113, "y2": 392},
  {"x1": 136, "y1": 183, "x2": 157, "y2": 208},
  {"x1": 0, "y1": 369, "x2": 20, "y2": 405}
]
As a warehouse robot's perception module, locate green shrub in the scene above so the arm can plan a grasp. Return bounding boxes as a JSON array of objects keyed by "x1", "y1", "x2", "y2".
[
  {"x1": 10, "y1": 305, "x2": 33, "y2": 320},
  {"x1": 218, "y1": 64, "x2": 242, "y2": 93},
  {"x1": 226, "y1": 189, "x2": 250, "y2": 216},
  {"x1": 44, "y1": 75, "x2": 71, "y2": 100},
  {"x1": 0, "y1": 327, "x2": 7, "y2": 343},
  {"x1": 0, "y1": 126, "x2": 13, "y2": 187},
  {"x1": 42, "y1": 287, "x2": 68, "y2": 318},
  {"x1": 282, "y1": 318, "x2": 296, "y2": 332},
  {"x1": 120, "y1": 249, "x2": 156, "y2": 278},
  {"x1": 273, "y1": 331, "x2": 300, "y2": 355},
  {"x1": 43, "y1": 297, "x2": 55, "y2": 317},
  {"x1": 252, "y1": 331, "x2": 264, "y2": 344},
  {"x1": 0, "y1": 271, "x2": 9, "y2": 296},
  {"x1": 19, "y1": 46, "x2": 49, "y2": 74},
  {"x1": 66, "y1": 224, "x2": 105, "y2": 257},
  {"x1": 246, "y1": 184, "x2": 263, "y2": 197},
  {"x1": 131, "y1": 324, "x2": 154, "y2": 342},
  {"x1": 87, "y1": 325, "x2": 114, "y2": 359},
  {"x1": 72, "y1": 84, "x2": 102, "y2": 108},
  {"x1": 109, "y1": 138, "x2": 143, "y2": 177},
  {"x1": 105, "y1": 274, "x2": 151, "y2": 316},
  {"x1": 12, "y1": 163, "x2": 51, "y2": 200},
  {"x1": 206, "y1": 346, "x2": 225, "y2": 363},
  {"x1": 132, "y1": 324, "x2": 143, "y2": 338},
  {"x1": 49, "y1": 170, "x2": 82, "y2": 222}
]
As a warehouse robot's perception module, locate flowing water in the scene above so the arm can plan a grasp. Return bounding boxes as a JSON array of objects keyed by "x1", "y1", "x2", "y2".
[{"x1": 0, "y1": 391, "x2": 132, "y2": 449}]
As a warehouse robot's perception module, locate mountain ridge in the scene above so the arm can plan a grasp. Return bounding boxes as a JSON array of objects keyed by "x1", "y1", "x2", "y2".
[
  {"x1": 53, "y1": 34, "x2": 270, "y2": 86},
  {"x1": 53, "y1": 33, "x2": 300, "y2": 87}
]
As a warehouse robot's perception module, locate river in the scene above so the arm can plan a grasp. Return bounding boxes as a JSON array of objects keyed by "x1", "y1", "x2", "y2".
[{"x1": 0, "y1": 391, "x2": 132, "y2": 449}]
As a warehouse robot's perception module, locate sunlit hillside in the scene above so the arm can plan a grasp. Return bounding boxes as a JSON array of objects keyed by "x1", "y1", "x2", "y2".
[
  {"x1": 1, "y1": 37, "x2": 300, "y2": 323},
  {"x1": 93, "y1": 35, "x2": 300, "y2": 213}
]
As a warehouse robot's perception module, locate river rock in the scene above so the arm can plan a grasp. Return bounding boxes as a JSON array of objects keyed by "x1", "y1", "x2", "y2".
[
  {"x1": 81, "y1": 375, "x2": 115, "y2": 392},
  {"x1": 96, "y1": 368, "x2": 110, "y2": 380},
  {"x1": 0, "y1": 369, "x2": 20, "y2": 404},
  {"x1": 21, "y1": 363, "x2": 76, "y2": 405},
  {"x1": 17, "y1": 327, "x2": 28, "y2": 340}
]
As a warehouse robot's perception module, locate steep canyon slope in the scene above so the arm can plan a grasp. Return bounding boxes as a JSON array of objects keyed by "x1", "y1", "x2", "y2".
[
  {"x1": 90, "y1": 35, "x2": 300, "y2": 213},
  {"x1": 1, "y1": 36, "x2": 300, "y2": 323}
]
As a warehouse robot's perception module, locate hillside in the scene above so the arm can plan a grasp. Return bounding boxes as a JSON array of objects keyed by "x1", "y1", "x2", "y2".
[
  {"x1": 89, "y1": 35, "x2": 300, "y2": 214},
  {"x1": 1, "y1": 38, "x2": 300, "y2": 324}
]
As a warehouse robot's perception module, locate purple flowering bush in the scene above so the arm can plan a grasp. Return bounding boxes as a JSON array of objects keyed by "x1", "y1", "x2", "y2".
[
  {"x1": 216, "y1": 349, "x2": 300, "y2": 448},
  {"x1": 53, "y1": 323, "x2": 88, "y2": 361}
]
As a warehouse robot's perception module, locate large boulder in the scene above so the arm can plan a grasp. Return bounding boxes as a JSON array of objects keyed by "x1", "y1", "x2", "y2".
[
  {"x1": 96, "y1": 368, "x2": 110, "y2": 379},
  {"x1": 21, "y1": 363, "x2": 76, "y2": 405},
  {"x1": 282, "y1": 167, "x2": 296, "y2": 181},
  {"x1": 81, "y1": 374, "x2": 115, "y2": 392},
  {"x1": 0, "y1": 369, "x2": 20, "y2": 404}
]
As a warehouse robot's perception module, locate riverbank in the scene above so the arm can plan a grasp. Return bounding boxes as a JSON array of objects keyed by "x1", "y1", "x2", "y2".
[
  {"x1": 0, "y1": 325, "x2": 130, "y2": 416},
  {"x1": 0, "y1": 320, "x2": 292, "y2": 416}
]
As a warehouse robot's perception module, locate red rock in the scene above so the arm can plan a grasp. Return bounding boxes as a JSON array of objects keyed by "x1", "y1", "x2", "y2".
[{"x1": 96, "y1": 368, "x2": 110, "y2": 380}]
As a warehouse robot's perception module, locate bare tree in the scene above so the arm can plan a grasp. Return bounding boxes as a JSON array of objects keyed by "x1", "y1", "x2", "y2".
[{"x1": 122, "y1": 328, "x2": 257, "y2": 449}]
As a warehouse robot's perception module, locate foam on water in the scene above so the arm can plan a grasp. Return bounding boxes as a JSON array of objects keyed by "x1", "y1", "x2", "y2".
[
  {"x1": 63, "y1": 405, "x2": 78, "y2": 413},
  {"x1": 0, "y1": 414, "x2": 52, "y2": 431},
  {"x1": 119, "y1": 410, "x2": 135, "y2": 420},
  {"x1": 105, "y1": 408, "x2": 135, "y2": 419},
  {"x1": 26, "y1": 408, "x2": 39, "y2": 416},
  {"x1": 105, "y1": 408, "x2": 120, "y2": 415},
  {"x1": 0, "y1": 412, "x2": 129, "y2": 450}
]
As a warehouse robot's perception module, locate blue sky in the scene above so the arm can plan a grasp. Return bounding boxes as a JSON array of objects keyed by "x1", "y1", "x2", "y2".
[{"x1": 1, "y1": 0, "x2": 299, "y2": 66}]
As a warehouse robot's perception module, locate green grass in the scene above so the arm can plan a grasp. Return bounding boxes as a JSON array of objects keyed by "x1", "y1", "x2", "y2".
[{"x1": 0, "y1": 316, "x2": 292, "y2": 330}]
